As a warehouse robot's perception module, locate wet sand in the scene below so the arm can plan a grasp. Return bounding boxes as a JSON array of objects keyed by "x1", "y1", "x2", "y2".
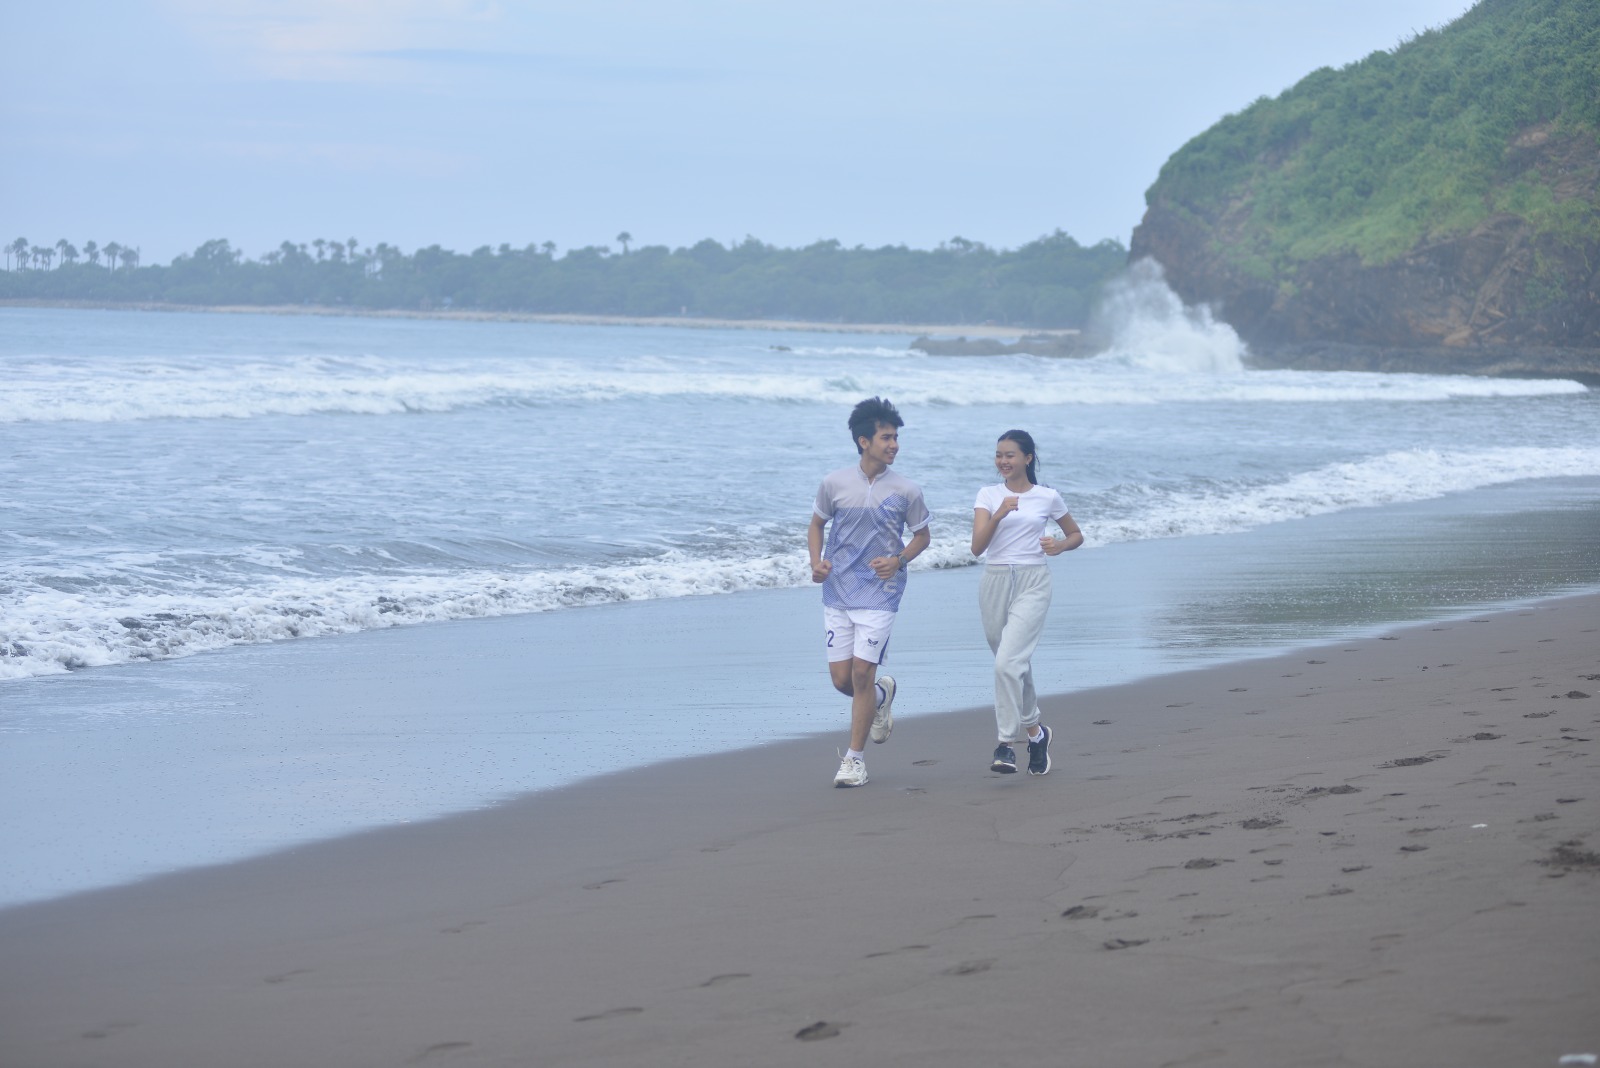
[
  {"x1": 1, "y1": 593, "x2": 1596, "y2": 1066},
  {"x1": 0, "y1": 299, "x2": 1068, "y2": 339}
]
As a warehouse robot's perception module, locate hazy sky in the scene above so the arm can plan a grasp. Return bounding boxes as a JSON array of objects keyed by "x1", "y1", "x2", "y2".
[{"x1": 6, "y1": 0, "x2": 1476, "y2": 264}]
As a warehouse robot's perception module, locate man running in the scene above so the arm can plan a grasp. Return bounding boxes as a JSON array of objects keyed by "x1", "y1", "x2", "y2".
[{"x1": 809, "y1": 396, "x2": 931, "y2": 787}]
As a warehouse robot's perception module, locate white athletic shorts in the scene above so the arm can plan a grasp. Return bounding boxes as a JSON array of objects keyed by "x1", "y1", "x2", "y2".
[{"x1": 823, "y1": 606, "x2": 896, "y2": 665}]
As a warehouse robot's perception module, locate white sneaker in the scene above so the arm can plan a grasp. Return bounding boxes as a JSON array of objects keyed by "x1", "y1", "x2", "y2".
[
  {"x1": 870, "y1": 675, "x2": 896, "y2": 744},
  {"x1": 833, "y1": 753, "x2": 868, "y2": 788}
]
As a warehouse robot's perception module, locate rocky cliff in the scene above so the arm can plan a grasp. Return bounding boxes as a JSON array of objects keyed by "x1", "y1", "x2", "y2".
[{"x1": 1129, "y1": 0, "x2": 1600, "y2": 380}]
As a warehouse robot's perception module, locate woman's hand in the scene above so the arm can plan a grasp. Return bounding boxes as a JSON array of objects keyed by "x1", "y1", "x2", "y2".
[
  {"x1": 1040, "y1": 535, "x2": 1067, "y2": 556},
  {"x1": 996, "y1": 495, "x2": 1020, "y2": 518}
]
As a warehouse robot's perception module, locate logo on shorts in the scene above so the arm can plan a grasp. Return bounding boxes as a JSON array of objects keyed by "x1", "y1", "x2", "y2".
[{"x1": 867, "y1": 638, "x2": 879, "y2": 646}]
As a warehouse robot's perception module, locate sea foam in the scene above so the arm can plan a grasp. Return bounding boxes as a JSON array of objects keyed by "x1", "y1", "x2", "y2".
[{"x1": 6, "y1": 444, "x2": 1595, "y2": 680}]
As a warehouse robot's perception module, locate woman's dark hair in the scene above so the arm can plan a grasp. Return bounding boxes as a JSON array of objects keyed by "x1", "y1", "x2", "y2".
[
  {"x1": 849, "y1": 396, "x2": 903, "y2": 454},
  {"x1": 998, "y1": 429, "x2": 1038, "y2": 484}
]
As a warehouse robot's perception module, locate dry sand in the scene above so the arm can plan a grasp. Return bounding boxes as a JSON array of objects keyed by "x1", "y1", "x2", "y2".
[{"x1": 2, "y1": 593, "x2": 1596, "y2": 1067}]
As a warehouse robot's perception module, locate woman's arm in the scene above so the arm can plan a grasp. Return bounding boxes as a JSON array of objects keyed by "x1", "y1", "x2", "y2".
[
  {"x1": 1040, "y1": 513, "x2": 1084, "y2": 556},
  {"x1": 971, "y1": 496, "x2": 1019, "y2": 556}
]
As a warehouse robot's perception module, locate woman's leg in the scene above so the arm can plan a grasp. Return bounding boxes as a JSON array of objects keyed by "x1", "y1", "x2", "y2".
[{"x1": 992, "y1": 568, "x2": 1052, "y2": 740}]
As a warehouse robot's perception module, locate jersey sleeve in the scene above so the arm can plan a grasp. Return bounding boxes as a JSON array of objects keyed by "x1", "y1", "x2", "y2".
[
  {"x1": 973, "y1": 484, "x2": 997, "y2": 511},
  {"x1": 905, "y1": 484, "x2": 931, "y2": 532},
  {"x1": 813, "y1": 477, "x2": 835, "y2": 521},
  {"x1": 1047, "y1": 488, "x2": 1069, "y2": 521}
]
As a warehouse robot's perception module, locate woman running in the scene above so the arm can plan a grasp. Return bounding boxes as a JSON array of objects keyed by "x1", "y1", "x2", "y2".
[{"x1": 970, "y1": 429, "x2": 1083, "y2": 774}]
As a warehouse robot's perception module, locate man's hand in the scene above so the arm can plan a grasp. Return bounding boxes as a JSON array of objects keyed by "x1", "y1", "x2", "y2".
[
  {"x1": 811, "y1": 558, "x2": 832, "y2": 583},
  {"x1": 869, "y1": 554, "x2": 901, "y2": 580}
]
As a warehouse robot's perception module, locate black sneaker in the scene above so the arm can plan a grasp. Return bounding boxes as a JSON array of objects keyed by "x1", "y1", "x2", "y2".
[
  {"x1": 990, "y1": 743, "x2": 1017, "y2": 774},
  {"x1": 1026, "y1": 725, "x2": 1053, "y2": 775}
]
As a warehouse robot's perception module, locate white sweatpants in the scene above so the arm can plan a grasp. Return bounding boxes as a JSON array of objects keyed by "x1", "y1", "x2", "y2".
[{"x1": 979, "y1": 563, "x2": 1053, "y2": 744}]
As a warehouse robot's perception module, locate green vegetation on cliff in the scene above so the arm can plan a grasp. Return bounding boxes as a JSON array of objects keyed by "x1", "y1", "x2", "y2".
[
  {"x1": 1149, "y1": 0, "x2": 1600, "y2": 274},
  {"x1": 0, "y1": 231, "x2": 1125, "y2": 329}
]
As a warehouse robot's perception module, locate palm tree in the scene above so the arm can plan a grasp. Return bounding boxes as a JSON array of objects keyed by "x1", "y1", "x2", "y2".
[
  {"x1": 9, "y1": 237, "x2": 28, "y2": 270},
  {"x1": 56, "y1": 239, "x2": 79, "y2": 267},
  {"x1": 616, "y1": 231, "x2": 633, "y2": 255},
  {"x1": 33, "y1": 246, "x2": 54, "y2": 270},
  {"x1": 313, "y1": 238, "x2": 327, "y2": 261},
  {"x1": 103, "y1": 242, "x2": 123, "y2": 271},
  {"x1": 541, "y1": 241, "x2": 556, "y2": 258},
  {"x1": 84, "y1": 240, "x2": 100, "y2": 267},
  {"x1": 120, "y1": 247, "x2": 138, "y2": 270}
]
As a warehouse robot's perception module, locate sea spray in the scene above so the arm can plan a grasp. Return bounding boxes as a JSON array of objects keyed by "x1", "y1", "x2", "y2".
[{"x1": 1087, "y1": 257, "x2": 1248, "y2": 374}]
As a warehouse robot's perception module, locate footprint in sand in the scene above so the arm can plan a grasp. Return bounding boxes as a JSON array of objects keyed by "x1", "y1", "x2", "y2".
[
  {"x1": 943, "y1": 959, "x2": 996, "y2": 976},
  {"x1": 700, "y1": 973, "x2": 752, "y2": 986},
  {"x1": 264, "y1": 969, "x2": 313, "y2": 984},
  {"x1": 1103, "y1": 938, "x2": 1148, "y2": 951},
  {"x1": 864, "y1": 945, "x2": 929, "y2": 958},
  {"x1": 912, "y1": 759, "x2": 939, "y2": 766},
  {"x1": 574, "y1": 1007, "x2": 643, "y2": 1022},
  {"x1": 1229, "y1": 687, "x2": 1248, "y2": 692},
  {"x1": 1060, "y1": 905, "x2": 1101, "y2": 919},
  {"x1": 1183, "y1": 858, "x2": 1229, "y2": 869},
  {"x1": 81, "y1": 1021, "x2": 137, "y2": 1040},
  {"x1": 795, "y1": 1021, "x2": 845, "y2": 1041},
  {"x1": 407, "y1": 1042, "x2": 473, "y2": 1063},
  {"x1": 583, "y1": 878, "x2": 624, "y2": 890}
]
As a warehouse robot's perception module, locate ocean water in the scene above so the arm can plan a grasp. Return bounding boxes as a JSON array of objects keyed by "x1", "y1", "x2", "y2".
[
  {"x1": 4, "y1": 292, "x2": 1600, "y2": 905},
  {"x1": 4, "y1": 299, "x2": 1597, "y2": 681}
]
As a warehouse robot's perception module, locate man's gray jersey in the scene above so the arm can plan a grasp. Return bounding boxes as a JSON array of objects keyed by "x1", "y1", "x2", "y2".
[{"x1": 813, "y1": 465, "x2": 930, "y2": 612}]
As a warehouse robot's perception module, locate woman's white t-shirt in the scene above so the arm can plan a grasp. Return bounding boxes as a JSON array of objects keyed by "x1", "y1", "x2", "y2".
[{"x1": 974, "y1": 483, "x2": 1069, "y2": 565}]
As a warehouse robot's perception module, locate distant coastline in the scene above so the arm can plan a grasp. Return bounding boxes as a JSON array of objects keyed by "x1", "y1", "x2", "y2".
[{"x1": 0, "y1": 299, "x2": 1067, "y2": 341}]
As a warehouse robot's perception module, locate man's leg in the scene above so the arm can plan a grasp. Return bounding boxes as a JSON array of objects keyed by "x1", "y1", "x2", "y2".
[
  {"x1": 848, "y1": 656, "x2": 878, "y2": 752},
  {"x1": 828, "y1": 659, "x2": 855, "y2": 697}
]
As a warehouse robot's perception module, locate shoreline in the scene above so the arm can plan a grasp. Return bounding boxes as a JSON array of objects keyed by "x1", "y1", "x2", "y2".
[
  {"x1": 5, "y1": 479, "x2": 1599, "y2": 910},
  {"x1": 0, "y1": 299, "x2": 1072, "y2": 340},
  {"x1": 2, "y1": 591, "x2": 1595, "y2": 1065}
]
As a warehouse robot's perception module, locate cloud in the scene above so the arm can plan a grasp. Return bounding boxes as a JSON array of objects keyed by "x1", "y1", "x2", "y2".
[{"x1": 159, "y1": 0, "x2": 505, "y2": 82}]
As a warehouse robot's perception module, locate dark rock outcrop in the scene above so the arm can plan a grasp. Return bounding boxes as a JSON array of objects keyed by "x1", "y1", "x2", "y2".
[
  {"x1": 909, "y1": 333, "x2": 1085, "y2": 358},
  {"x1": 1133, "y1": 143, "x2": 1600, "y2": 355}
]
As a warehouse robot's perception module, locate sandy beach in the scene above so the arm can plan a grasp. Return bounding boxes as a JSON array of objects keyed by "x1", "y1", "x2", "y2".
[
  {"x1": 0, "y1": 299, "x2": 1070, "y2": 340},
  {"x1": 2, "y1": 592, "x2": 1595, "y2": 1067}
]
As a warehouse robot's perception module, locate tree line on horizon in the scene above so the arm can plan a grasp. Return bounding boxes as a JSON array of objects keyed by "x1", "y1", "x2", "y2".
[{"x1": 0, "y1": 230, "x2": 1128, "y2": 329}]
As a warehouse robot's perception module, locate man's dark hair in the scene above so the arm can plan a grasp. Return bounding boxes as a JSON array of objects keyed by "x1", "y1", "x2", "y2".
[{"x1": 848, "y1": 396, "x2": 903, "y2": 454}]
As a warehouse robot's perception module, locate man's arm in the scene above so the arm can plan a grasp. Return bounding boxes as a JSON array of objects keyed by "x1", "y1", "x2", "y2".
[
  {"x1": 870, "y1": 523, "x2": 930, "y2": 580},
  {"x1": 808, "y1": 512, "x2": 832, "y2": 583}
]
